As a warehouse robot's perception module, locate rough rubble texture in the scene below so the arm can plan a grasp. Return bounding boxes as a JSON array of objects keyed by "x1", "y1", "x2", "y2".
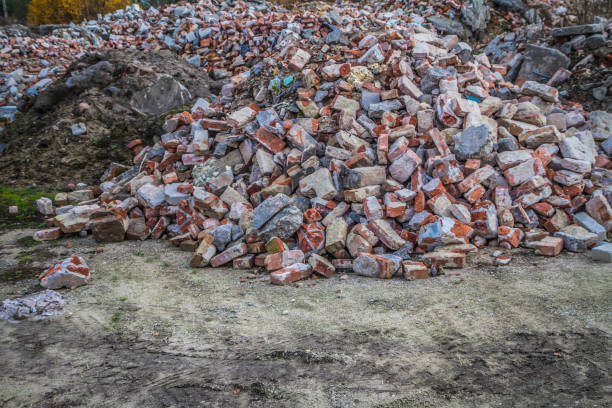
[{"x1": 0, "y1": 0, "x2": 611, "y2": 285}]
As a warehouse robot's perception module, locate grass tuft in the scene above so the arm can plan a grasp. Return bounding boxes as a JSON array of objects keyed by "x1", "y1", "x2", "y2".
[{"x1": 0, "y1": 187, "x2": 53, "y2": 229}]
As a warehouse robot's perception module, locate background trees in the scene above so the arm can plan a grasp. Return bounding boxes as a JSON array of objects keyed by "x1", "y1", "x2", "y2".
[{"x1": 27, "y1": 0, "x2": 132, "y2": 25}]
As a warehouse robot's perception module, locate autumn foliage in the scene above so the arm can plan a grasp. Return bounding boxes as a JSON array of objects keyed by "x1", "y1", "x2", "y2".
[{"x1": 27, "y1": 0, "x2": 132, "y2": 25}]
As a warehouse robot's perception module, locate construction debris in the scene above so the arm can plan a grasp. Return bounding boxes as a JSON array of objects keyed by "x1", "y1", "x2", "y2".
[
  {"x1": 0, "y1": 290, "x2": 66, "y2": 322},
  {"x1": 0, "y1": 0, "x2": 608, "y2": 286},
  {"x1": 39, "y1": 256, "x2": 91, "y2": 289}
]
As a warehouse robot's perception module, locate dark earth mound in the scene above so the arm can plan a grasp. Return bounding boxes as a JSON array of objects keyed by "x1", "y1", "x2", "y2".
[{"x1": 0, "y1": 49, "x2": 212, "y2": 190}]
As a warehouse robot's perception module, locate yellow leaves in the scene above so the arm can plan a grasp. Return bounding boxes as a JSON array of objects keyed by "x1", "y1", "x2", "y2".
[
  {"x1": 104, "y1": 0, "x2": 132, "y2": 14},
  {"x1": 28, "y1": 0, "x2": 132, "y2": 26},
  {"x1": 27, "y1": 0, "x2": 63, "y2": 26},
  {"x1": 60, "y1": 0, "x2": 88, "y2": 22}
]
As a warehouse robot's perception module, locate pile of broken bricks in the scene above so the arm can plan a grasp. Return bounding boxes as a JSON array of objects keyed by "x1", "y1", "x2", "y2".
[
  {"x1": 0, "y1": 26, "x2": 97, "y2": 126},
  {"x1": 17, "y1": 0, "x2": 612, "y2": 286}
]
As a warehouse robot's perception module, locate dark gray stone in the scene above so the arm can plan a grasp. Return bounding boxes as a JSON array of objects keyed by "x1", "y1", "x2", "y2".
[
  {"x1": 323, "y1": 29, "x2": 349, "y2": 45},
  {"x1": 593, "y1": 86, "x2": 607, "y2": 101},
  {"x1": 212, "y1": 224, "x2": 233, "y2": 251},
  {"x1": 392, "y1": 243, "x2": 415, "y2": 260},
  {"x1": 561, "y1": 35, "x2": 586, "y2": 55},
  {"x1": 421, "y1": 67, "x2": 456, "y2": 93},
  {"x1": 130, "y1": 74, "x2": 192, "y2": 115},
  {"x1": 252, "y1": 193, "x2": 291, "y2": 230},
  {"x1": 452, "y1": 125, "x2": 494, "y2": 161},
  {"x1": 453, "y1": 42, "x2": 474, "y2": 63},
  {"x1": 368, "y1": 99, "x2": 403, "y2": 118},
  {"x1": 492, "y1": 0, "x2": 526, "y2": 12},
  {"x1": 517, "y1": 44, "x2": 571, "y2": 82},
  {"x1": 585, "y1": 34, "x2": 605, "y2": 49},
  {"x1": 427, "y1": 15, "x2": 469, "y2": 39},
  {"x1": 551, "y1": 24, "x2": 604, "y2": 37},
  {"x1": 257, "y1": 206, "x2": 303, "y2": 242},
  {"x1": 497, "y1": 137, "x2": 520, "y2": 152}
]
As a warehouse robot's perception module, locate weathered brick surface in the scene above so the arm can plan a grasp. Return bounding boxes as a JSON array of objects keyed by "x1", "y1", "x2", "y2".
[{"x1": 270, "y1": 263, "x2": 313, "y2": 285}]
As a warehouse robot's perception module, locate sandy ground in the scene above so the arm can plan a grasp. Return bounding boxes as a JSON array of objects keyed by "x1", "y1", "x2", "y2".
[{"x1": 0, "y1": 229, "x2": 611, "y2": 407}]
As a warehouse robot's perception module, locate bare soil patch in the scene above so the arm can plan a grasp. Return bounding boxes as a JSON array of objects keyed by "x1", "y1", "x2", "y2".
[{"x1": 0, "y1": 229, "x2": 610, "y2": 407}]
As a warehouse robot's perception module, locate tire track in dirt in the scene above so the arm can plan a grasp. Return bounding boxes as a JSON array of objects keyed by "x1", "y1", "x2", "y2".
[{"x1": 1, "y1": 318, "x2": 610, "y2": 408}]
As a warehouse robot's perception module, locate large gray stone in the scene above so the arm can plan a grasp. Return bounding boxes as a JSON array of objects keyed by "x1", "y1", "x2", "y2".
[
  {"x1": 421, "y1": 67, "x2": 456, "y2": 93},
  {"x1": 461, "y1": 0, "x2": 490, "y2": 33},
  {"x1": 361, "y1": 91, "x2": 380, "y2": 111},
  {"x1": 252, "y1": 193, "x2": 291, "y2": 230},
  {"x1": 353, "y1": 254, "x2": 380, "y2": 278},
  {"x1": 257, "y1": 206, "x2": 303, "y2": 242},
  {"x1": 589, "y1": 111, "x2": 612, "y2": 141},
  {"x1": 452, "y1": 125, "x2": 494, "y2": 161},
  {"x1": 517, "y1": 44, "x2": 571, "y2": 82},
  {"x1": 574, "y1": 212, "x2": 607, "y2": 241},
  {"x1": 591, "y1": 243, "x2": 612, "y2": 262},
  {"x1": 130, "y1": 74, "x2": 192, "y2": 115},
  {"x1": 554, "y1": 225, "x2": 599, "y2": 252},
  {"x1": 323, "y1": 29, "x2": 349, "y2": 45},
  {"x1": 368, "y1": 100, "x2": 403, "y2": 118},
  {"x1": 427, "y1": 15, "x2": 468, "y2": 39}
]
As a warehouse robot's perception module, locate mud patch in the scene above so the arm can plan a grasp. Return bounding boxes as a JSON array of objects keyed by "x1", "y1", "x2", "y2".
[
  {"x1": 425, "y1": 330, "x2": 611, "y2": 406},
  {"x1": 0, "y1": 266, "x2": 42, "y2": 282},
  {"x1": 0, "y1": 320, "x2": 609, "y2": 408}
]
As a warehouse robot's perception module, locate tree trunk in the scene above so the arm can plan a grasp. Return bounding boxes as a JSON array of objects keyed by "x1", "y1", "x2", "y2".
[{"x1": 2, "y1": 0, "x2": 8, "y2": 19}]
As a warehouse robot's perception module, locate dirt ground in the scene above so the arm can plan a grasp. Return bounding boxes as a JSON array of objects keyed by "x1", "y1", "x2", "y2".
[{"x1": 0, "y1": 229, "x2": 611, "y2": 408}]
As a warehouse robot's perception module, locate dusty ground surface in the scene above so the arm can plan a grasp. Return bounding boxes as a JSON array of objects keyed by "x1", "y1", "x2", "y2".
[{"x1": 0, "y1": 229, "x2": 611, "y2": 407}]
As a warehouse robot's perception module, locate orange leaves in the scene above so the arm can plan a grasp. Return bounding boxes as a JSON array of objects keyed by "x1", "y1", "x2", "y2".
[{"x1": 28, "y1": 0, "x2": 131, "y2": 26}]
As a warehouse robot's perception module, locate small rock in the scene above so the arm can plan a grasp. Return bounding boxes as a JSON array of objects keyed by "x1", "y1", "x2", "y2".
[{"x1": 71, "y1": 123, "x2": 87, "y2": 136}]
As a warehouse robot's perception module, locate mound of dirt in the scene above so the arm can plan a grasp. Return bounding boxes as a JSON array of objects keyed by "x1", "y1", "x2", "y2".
[
  {"x1": 561, "y1": 67, "x2": 612, "y2": 112},
  {"x1": 0, "y1": 49, "x2": 213, "y2": 189},
  {"x1": 558, "y1": 41, "x2": 612, "y2": 112}
]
